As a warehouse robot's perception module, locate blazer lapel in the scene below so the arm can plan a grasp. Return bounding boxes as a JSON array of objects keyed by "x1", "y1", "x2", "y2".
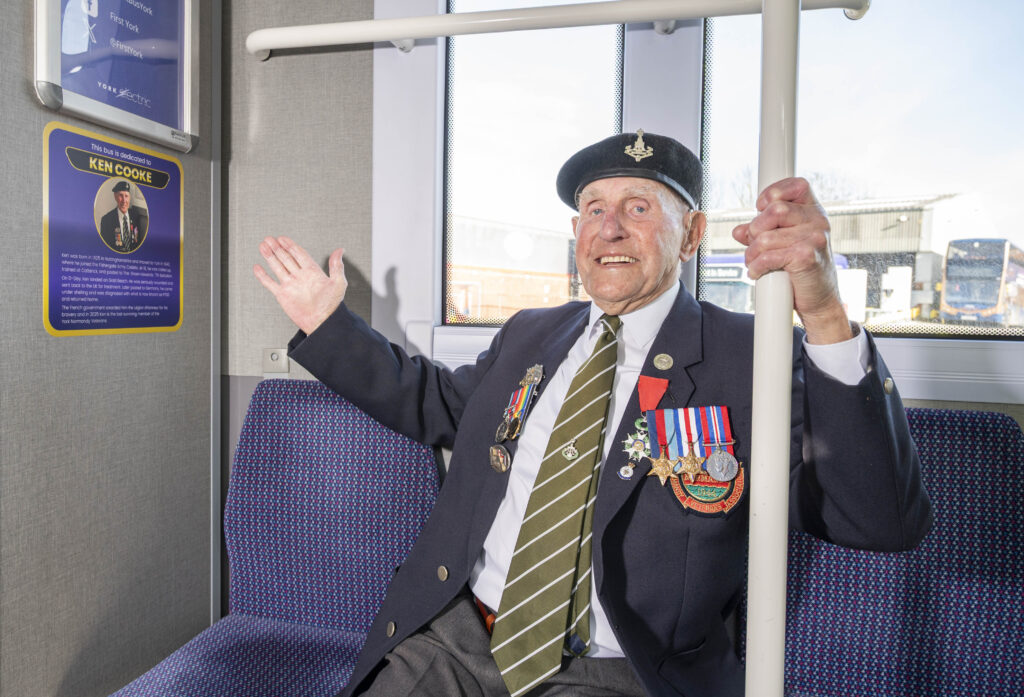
[{"x1": 593, "y1": 286, "x2": 705, "y2": 559}]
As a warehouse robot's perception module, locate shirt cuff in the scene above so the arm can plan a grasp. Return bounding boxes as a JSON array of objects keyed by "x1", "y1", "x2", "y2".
[{"x1": 802, "y1": 325, "x2": 869, "y2": 386}]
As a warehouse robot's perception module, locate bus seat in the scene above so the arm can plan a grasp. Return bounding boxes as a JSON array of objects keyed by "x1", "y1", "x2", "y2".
[
  {"x1": 109, "y1": 378, "x2": 440, "y2": 697},
  {"x1": 784, "y1": 408, "x2": 1024, "y2": 697}
]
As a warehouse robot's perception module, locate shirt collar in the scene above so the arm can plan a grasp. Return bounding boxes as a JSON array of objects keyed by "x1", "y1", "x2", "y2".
[{"x1": 586, "y1": 282, "x2": 680, "y2": 349}]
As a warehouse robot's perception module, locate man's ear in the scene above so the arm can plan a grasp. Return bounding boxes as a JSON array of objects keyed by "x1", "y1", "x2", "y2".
[
  {"x1": 679, "y1": 211, "x2": 707, "y2": 262},
  {"x1": 571, "y1": 216, "x2": 580, "y2": 238}
]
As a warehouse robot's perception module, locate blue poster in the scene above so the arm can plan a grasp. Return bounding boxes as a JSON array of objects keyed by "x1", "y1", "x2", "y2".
[
  {"x1": 44, "y1": 122, "x2": 183, "y2": 335},
  {"x1": 59, "y1": 0, "x2": 185, "y2": 130}
]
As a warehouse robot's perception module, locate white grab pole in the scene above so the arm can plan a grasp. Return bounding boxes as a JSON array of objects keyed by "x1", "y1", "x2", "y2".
[
  {"x1": 245, "y1": 0, "x2": 868, "y2": 56},
  {"x1": 744, "y1": 1, "x2": 799, "y2": 696}
]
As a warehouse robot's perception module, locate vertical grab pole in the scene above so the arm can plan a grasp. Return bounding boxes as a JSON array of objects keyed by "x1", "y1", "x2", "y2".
[{"x1": 745, "y1": 1, "x2": 799, "y2": 697}]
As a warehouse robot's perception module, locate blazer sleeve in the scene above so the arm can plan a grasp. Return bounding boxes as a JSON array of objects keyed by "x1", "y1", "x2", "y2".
[
  {"x1": 788, "y1": 330, "x2": 933, "y2": 552},
  {"x1": 286, "y1": 302, "x2": 504, "y2": 450}
]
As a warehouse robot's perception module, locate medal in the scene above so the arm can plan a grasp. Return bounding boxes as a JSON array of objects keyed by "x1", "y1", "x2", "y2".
[
  {"x1": 618, "y1": 463, "x2": 635, "y2": 480},
  {"x1": 701, "y1": 405, "x2": 739, "y2": 482},
  {"x1": 663, "y1": 405, "x2": 745, "y2": 513},
  {"x1": 706, "y1": 448, "x2": 739, "y2": 482},
  {"x1": 644, "y1": 409, "x2": 678, "y2": 486},
  {"x1": 647, "y1": 454, "x2": 676, "y2": 486},
  {"x1": 621, "y1": 431, "x2": 649, "y2": 461},
  {"x1": 623, "y1": 376, "x2": 669, "y2": 467},
  {"x1": 495, "y1": 365, "x2": 543, "y2": 444},
  {"x1": 489, "y1": 444, "x2": 511, "y2": 473},
  {"x1": 677, "y1": 410, "x2": 706, "y2": 483},
  {"x1": 521, "y1": 364, "x2": 543, "y2": 386}
]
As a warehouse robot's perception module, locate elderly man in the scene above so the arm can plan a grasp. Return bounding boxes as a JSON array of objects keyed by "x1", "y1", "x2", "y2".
[
  {"x1": 100, "y1": 180, "x2": 148, "y2": 253},
  {"x1": 254, "y1": 131, "x2": 932, "y2": 697}
]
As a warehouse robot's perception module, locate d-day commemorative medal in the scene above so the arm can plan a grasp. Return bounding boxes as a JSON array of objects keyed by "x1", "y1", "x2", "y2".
[{"x1": 490, "y1": 444, "x2": 511, "y2": 473}]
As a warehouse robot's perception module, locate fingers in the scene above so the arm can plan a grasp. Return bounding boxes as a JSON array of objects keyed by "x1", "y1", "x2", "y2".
[
  {"x1": 260, "y1": 235, "x2": 308, "y2": 277},
  {"x1": 252, "y1": 263, "x2": 280, "y2": 294},
  {"x1": 755, "y1": 176, "x2": 818, "y2": 210},
  {"x1": 328, "y1": 247, "x2": 346, "y2": 279}
]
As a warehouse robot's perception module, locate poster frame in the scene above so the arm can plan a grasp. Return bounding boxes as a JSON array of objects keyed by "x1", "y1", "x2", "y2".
[{"x1": 34, "y1": 0, "x2": 199, "y2": 153}]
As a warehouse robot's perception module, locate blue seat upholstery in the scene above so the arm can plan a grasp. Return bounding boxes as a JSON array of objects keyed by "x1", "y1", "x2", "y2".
[
  {"x1": 111, "y1": 379, "x2": 439, "y2": 697},
  {"x1": 784, "y1": 408, "x2": 1024, "y2": 697}
]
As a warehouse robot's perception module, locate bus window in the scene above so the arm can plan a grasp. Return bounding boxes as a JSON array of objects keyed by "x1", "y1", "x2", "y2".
[
  {"x1": 444, "y1": 0, "x2": 620, "y2": 325},
  {"x1": 700, "y1": 2, "x2": 1024, "y2": 339}
]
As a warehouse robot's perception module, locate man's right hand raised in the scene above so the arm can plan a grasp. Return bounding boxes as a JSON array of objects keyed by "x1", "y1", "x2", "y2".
[{"x1": 253, "y1": 236, "x2": 347, "y2": 336}]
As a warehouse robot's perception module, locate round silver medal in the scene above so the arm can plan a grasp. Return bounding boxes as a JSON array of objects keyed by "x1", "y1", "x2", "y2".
[
  {"x1": 705, "y1": 448, "x2": 739, "y2": 482},
  {"x1": 495, "y1": 419, "x2": 510, "y2": 442}
]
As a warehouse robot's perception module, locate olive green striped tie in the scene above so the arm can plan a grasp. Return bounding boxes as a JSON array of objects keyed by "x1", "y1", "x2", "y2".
[{"x1": 491, "y1": 314, "x2": 621, "y2": 697}]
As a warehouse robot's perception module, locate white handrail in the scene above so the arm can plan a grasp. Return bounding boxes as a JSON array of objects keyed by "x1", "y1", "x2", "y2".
[
  {"x1": 246, "y1": 0, "x2": 868, "y2": 56},
  {"x1": 745, "y1": 2, "x2": 800, "y2": 695}
]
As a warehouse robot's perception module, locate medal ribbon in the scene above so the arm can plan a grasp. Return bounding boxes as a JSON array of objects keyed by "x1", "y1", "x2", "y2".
[
  {"x1": 709, "y1": 406, "x2": 736, "y2": 454},
  {"x1": 647, "y1": 409, "x2": 672, "y2": 459},
  {"x1": 637, "y1": 376, "x2": 669, "y2": 412},
  {"x1": 503, "y1": 383, "x2": 537, "y2": 422}
]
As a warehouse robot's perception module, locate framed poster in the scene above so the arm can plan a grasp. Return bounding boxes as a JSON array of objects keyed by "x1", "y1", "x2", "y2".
[
  {"x1": 34, "y1": 0, "x2": 197, "y2": 152},
  {"x1": 44, "y1": 122, "x2": 183, "y2": 336}
]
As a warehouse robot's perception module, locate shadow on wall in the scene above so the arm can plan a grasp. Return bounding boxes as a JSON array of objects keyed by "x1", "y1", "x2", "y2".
[{"x1": 328, "y1": 256, "x2": 425, "y2": 359}]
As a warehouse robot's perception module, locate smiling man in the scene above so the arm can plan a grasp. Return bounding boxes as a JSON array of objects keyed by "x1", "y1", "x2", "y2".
[{"x1": 255, "y1": 131, "x2": 932, "y2": 697}]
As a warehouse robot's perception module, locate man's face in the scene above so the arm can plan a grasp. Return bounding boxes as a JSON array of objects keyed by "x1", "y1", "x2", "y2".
[
  {"x1": 115, "y1": 190, "x2": 131, "y2": 213},
  {"x1": 572, "y1": 177, "x2": 704, "y2": 315}
]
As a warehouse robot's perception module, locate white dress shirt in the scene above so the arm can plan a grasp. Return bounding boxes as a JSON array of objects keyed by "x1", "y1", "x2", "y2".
[{"x1": 468, "y1": 284, "x2": 868, "y2": 657}]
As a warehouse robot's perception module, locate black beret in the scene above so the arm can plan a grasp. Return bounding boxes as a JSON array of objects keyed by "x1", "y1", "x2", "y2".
[
  {"x1": 556, "y1": 130, "x2": 702, "y2": 210},
  {"x1": 112, "y1": 180, "x2": 131, "y2": 193}
]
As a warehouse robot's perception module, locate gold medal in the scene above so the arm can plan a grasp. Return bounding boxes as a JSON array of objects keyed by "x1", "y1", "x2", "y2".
[{"x1": 646, "y1": 454, "x2": 677, "y2": 486}]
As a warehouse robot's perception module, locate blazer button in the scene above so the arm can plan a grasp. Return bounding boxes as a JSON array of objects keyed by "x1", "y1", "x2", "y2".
[
  {"x1": 437, "y1": 565, "x2": 449, "y2": 581},
  {"x1": 883, "y1": 377, "x2": 895, "y2": 395},
  {"x1": 386, "y1": 621, "x2": 396, "y2": 637}
]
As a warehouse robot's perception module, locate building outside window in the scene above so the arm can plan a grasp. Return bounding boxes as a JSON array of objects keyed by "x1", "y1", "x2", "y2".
[
  {"x1": 701, "y1": 1, "x2": 1024, "y2": 338},
  {"x1": 444, "y1": 0, "x2": 622, "y2": 325}
]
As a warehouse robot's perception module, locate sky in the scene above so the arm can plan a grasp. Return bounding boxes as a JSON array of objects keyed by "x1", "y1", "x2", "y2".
[{"x1": 448, "y1": 0, "x2": 1024, "y2": 252}]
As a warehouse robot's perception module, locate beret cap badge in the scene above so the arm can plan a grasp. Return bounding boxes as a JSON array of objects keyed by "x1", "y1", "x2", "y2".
[{"x1": 624, "y1": 129, "x2": 654, "y2": 162}]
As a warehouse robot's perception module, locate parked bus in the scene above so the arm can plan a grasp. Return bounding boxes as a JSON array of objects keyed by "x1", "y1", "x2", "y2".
[
  {"x1": 940, "y1": 238, "x2": 1024, "y2": 325},
  {"x1": 702, "y1": 252, "x2": 852, "y2": 316}
]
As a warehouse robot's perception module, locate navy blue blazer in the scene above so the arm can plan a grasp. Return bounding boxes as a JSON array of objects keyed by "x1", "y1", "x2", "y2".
[{"x1": 289, "y1": 285, "x2": 932, "y2": 697}]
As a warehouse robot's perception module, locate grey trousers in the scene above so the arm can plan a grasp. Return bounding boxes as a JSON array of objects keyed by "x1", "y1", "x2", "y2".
[{"x1": 356, "y1": 592, "x2": 647, "y2": 697}]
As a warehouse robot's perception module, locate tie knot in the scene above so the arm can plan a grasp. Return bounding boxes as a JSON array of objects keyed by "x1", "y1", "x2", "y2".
[{"x1": 599, "y1": 314, "x2": 621, "y2": 339}]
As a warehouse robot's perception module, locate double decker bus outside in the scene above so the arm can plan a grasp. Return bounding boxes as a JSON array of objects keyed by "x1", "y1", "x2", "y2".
[{"x1": 940, "y1": 239, "x2": 1024, "y2": 326}]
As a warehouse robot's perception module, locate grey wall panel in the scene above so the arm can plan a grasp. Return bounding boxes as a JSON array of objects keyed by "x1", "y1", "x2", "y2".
[
  {"x1": 224, "y1": 0, "x2": 375, "y2": 378},
  {"x1": 1, "y1": 2, "x2": 214, "y2": 696}
]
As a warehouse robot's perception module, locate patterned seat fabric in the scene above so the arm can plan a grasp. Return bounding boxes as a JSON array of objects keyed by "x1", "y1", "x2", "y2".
[
  {"x1": 111, "y1": 379, "x2": 439, "y2": 697},
  {"x1": 785, "y1": 408, "x2": 1024, "y2": 697}
]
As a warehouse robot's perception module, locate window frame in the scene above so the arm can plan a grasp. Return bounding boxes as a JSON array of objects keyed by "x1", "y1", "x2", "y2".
[{"x1": 370, "y1": 0, "x2": 1024, "y2": 405}]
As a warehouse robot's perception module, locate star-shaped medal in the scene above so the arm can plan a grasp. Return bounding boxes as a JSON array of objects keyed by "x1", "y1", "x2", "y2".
[
  {"x1": 676, "y1": 451, "x2": 705, "y2": 484},
  {"x1": 646, "y1": 454, "x2": 677, "y2": 486},
  {"x1": 621, "y1": 431, "x2": 650, "y2": 461}
]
